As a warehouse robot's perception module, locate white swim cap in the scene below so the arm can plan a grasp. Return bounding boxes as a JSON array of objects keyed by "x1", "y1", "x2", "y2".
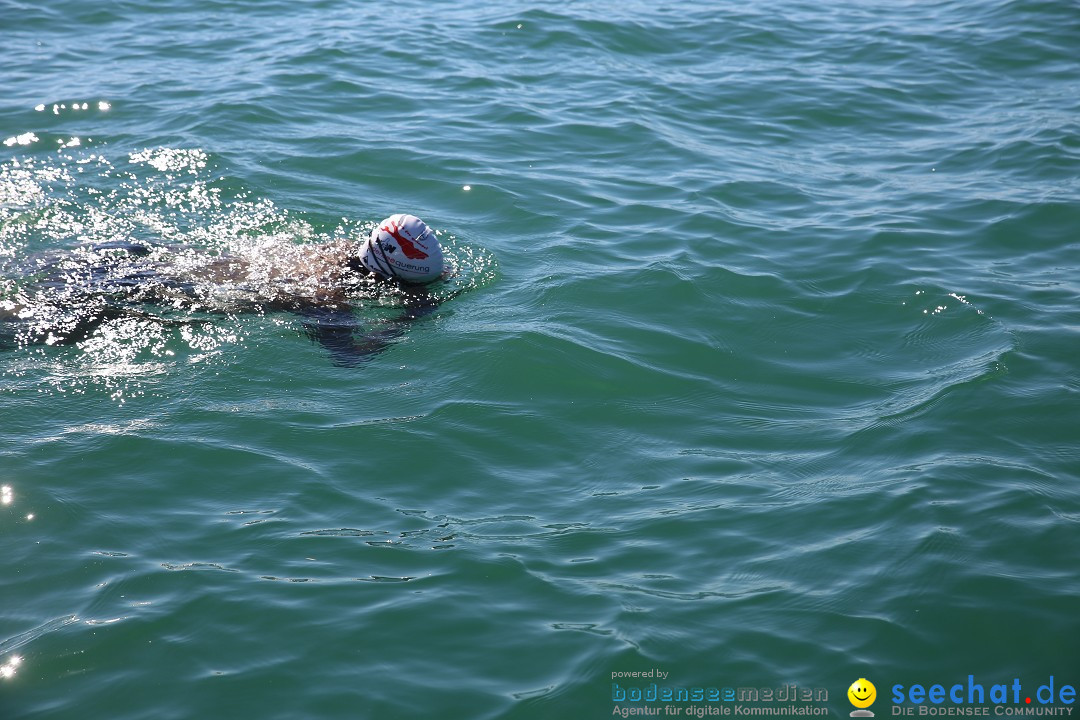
[{"x1": 358, "y1": 214, "x2": 444, "y2": 284}]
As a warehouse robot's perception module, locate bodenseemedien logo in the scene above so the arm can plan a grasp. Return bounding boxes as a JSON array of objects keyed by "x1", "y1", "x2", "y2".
[
  {"x1": 609, "y1": 672, "x2": 831, "y2": 717},
  {"x1": 849, "y1": 679, "x2": 877, "y2": 717}
]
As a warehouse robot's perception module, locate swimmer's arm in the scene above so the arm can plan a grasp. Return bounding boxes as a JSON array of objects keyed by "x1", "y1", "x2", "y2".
[
  {"x1": 306, "y1": 322, "x2": 398, "y2": 366},
  {"x1": 297, "y1": 293, "x2": 443, "y2": 366}
]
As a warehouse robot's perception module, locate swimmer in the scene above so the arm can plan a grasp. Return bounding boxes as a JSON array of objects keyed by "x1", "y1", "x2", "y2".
[{"x1": 0, "y1": 214, "x2": 448, "y2": 365}]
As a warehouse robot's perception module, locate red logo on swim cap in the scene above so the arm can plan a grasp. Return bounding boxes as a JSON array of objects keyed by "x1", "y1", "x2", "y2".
[{"x1": 381, "y1": 219, "x2": 429, "y2": 260}]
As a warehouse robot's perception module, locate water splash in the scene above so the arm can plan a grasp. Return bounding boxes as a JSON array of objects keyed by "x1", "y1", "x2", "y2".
[{"x1": 0, "y1": 147, "x2": 496, "y2": 394}]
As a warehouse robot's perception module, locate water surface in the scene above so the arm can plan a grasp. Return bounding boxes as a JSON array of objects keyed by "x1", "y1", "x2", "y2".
[{"x1": 2, "y1": 1, "x2": 1078, "y2": 718}]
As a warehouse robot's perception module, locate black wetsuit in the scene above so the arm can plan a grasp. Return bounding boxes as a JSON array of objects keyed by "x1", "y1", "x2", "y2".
[{"x1": 0, "y1": 240, "x2": 442, "y2": 365}]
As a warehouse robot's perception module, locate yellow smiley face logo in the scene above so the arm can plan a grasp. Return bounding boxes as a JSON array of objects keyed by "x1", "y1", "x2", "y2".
[{"x1": 848, "y1": 679, "x2": 876, "y2": 709}]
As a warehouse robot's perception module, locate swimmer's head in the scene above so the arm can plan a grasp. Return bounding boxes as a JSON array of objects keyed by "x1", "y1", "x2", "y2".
[{"x1": 358, "y1": 214, "x2": 444, "y2": 284}]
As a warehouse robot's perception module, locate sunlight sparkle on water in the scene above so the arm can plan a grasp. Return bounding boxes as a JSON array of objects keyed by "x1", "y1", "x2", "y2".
[
  {"x1": 0, "y1": 655, "x2": 22, "y2": 679},
  {"x1": 3, "y1": 133, "x2": 38, "y2": 147}
]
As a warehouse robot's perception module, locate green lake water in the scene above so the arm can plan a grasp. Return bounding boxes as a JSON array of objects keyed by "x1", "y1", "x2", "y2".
[{"x1": 1, "y1": 1, "x2": 1078, "y2": 718}]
